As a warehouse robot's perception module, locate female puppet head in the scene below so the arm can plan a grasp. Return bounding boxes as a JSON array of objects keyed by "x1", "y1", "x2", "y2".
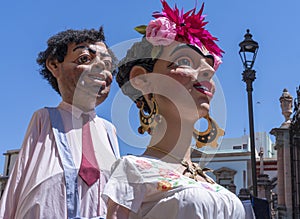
[{"x1": 117, "y1": 0, "x2": 225, "y2": 148}]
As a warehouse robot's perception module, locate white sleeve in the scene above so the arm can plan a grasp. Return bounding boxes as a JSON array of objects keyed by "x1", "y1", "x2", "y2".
[{"x1": 102, "y1": 156, "x2": 147, "y2": 213}]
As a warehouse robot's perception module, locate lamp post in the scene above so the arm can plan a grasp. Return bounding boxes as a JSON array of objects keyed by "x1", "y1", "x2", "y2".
[{"x1": 239, "y1": 29, "x2": 259, "y2": 197}]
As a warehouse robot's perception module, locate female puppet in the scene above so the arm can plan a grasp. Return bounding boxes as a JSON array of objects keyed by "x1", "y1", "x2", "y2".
[{"x1": 103, "y1": 1, "x2": 245, "y2": 218}]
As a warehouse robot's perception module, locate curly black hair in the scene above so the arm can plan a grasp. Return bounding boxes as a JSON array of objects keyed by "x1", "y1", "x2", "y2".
[{"x1": 37, "y1": 26, "x2": 117, "y2": 95}]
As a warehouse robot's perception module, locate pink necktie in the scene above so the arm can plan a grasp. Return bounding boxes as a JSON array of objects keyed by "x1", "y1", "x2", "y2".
[{"x1": 78, "y1": 114, "x2": 100, "y2": 186}]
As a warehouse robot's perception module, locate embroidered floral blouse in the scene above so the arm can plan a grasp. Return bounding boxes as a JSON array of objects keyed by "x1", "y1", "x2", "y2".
[{"x1": 103, "y1": 155, "x2": 245, "y2": 219}]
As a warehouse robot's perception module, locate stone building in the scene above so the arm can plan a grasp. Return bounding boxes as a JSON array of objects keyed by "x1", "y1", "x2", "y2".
[{"x1": 271, "y1": 87, "x2": 300, "y2": 219}]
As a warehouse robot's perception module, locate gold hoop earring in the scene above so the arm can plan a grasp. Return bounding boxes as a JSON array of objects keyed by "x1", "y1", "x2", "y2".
[
  {"x1": 137, "y1": 95, "x2": 160, "y2": 135},
  {"x1": 193, "y1": 115, "x2": 225, "y2": 148}
]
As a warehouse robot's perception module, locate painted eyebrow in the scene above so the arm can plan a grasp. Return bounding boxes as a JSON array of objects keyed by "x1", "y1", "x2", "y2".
[
  {"x1": 72, "y1": 45, "x2": 111, "y2": 58},
  {"x1": 73, "y1": 45, "x2": 96, "y2": 54},
  {"x1": 169, "y1": 44, "x2": 214, "y2": 65},
  {"x1": 100, "y1": 53, "x2": 111, "y2": 58}
]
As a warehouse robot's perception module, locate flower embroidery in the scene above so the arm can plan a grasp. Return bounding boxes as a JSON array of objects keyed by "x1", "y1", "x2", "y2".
[
  {"x1": 159, "y1": 168, "x2": 180, "y2": 179},
  {"x1": 135, "y1": 159, "x2": 153, "y2": 170},
  {"x1": 214, "y1": 184, "x2": 223, "y2": 192},
  {"x1": 157, "y1": 180, "x2": 173, "y2": 191},
  {"x1": 200, "y1": 182, "x2": 224, "y2": 192}
]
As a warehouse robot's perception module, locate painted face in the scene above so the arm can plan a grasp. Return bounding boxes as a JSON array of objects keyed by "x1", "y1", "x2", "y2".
[
  {"x1": 54, "y1": 41, "x2": 113, "y2": 109},
  {"x1": 152, "y1": 42, "x2": 216, "y2": 119}
]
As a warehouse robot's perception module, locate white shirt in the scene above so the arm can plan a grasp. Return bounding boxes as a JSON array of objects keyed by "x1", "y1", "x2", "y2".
[
  {"x1": 103, "y1": 155, "x2": 245, "y2": 219},
  {"x1": 0, "y1": 102, "x2": 119, "y2": 219}
]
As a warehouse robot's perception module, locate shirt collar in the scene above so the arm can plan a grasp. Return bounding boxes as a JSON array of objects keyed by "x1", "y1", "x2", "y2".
[{"x1": 58, "y1": 101, "x2": 96, "y2": 120}]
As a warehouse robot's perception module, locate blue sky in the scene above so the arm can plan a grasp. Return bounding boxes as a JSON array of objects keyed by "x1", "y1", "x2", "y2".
[{"x1": 1, "y1": 0, "x2": 299, "y2": 174}]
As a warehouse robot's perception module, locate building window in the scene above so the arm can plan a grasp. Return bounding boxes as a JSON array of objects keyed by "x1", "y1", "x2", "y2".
[{"x1": 233, "y1": 145, "x2": 242, "y2": 150}]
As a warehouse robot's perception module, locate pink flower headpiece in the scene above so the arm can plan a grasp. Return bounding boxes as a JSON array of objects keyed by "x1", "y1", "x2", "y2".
[{"x1": 135, "y1": 0, "x2": 224, "y2": 70}]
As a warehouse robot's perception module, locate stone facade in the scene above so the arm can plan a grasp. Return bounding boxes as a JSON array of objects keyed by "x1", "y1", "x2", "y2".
[{"x1": 270, "y1": 87, "x2": 300, "y2": 219}]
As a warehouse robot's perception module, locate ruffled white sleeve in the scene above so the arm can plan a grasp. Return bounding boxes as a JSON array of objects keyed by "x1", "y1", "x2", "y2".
[{"x1": 102, "y1": 156, "x2": 147, "y2": 213}]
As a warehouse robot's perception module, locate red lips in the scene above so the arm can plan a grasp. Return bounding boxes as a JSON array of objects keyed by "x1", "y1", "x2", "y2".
[{"x1": 193, "y1": 81, "x2": 213, "y2": 97}]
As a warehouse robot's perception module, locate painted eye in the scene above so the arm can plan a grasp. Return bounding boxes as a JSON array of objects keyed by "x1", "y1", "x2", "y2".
[
  {"x1": 174, "y1": 56, "x2": 195, "y2": 68},
  {"x1": 177, "y1": 58, "x2": 191, "y2": 66},
  {"x1": 104, "y1": 60, "x2": 112, "y2": 71},
  {"x1": 75, "y1": 55, "x2": 92, "y2": 65},
  {"x1": 205, "y1": 56, "x2": 214, "y2": 68},
  {"x1": 167, "y1": 57, "x2": 194, "y2": 69}
]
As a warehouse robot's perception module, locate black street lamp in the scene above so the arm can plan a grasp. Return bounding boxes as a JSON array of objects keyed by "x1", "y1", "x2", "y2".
[{"x1": 239, "y1": 29, "x2": 259, "y2": 197}]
